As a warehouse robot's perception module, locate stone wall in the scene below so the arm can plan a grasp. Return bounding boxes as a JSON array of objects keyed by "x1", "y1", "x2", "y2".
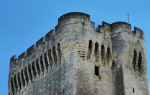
[{"x1": 8, "y1": 12, "x2": 149, "y2": 95}]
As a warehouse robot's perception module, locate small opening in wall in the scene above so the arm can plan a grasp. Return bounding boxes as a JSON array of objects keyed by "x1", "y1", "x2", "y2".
[
  {"x1": 95, "y1": 66, "x2": 99, "y2": 76},
  {"x1": 133, "y1": 88, "x2": 134, "y2": 93}
]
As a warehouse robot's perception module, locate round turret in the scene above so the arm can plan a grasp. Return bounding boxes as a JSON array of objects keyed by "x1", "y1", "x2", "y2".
[
  {"x1": 58, "y1": 12, "x2": 90, "y2": 26},
  {"x1": 111, "y1": 22, "x2": 131, "y2": 32}
]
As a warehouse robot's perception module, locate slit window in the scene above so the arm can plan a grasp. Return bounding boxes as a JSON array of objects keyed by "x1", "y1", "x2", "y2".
[
  {"x1": 107, "y1": 47, "x2": 111, "y2": 60},
  {"x1": 88, "y1": 40, "x2": 93, "y2": 59},
  {"x1": 101, "y1": 45, "x2": 105, "y2": 61},
  {"x1": 133, "y1": 50, "x2": 137, "y2": 70},
  {"x1": 138, "y1": 52, "x2": 142, "y2": 72},
  {"x1": 53, "y1": 46, "x2": 57, "y2": 64},
  {"x1": 95, "y1": 66, "x2": 99, "y2": 76}
]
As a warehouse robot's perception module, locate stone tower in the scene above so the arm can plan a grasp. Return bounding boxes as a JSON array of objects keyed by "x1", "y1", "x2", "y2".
[{"x1": 8, "y1": 12, "x2": 149, "y2": 95}]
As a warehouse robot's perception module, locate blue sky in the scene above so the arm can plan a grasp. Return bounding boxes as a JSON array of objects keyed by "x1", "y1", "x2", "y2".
[{"x1": 0, "y1": 0, "x2": 150, "y2": 94}]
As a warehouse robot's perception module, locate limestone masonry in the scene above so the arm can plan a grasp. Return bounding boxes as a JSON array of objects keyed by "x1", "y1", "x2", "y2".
[{"x1": 8, "y1": 12, "x2": 149, "y2": 95}]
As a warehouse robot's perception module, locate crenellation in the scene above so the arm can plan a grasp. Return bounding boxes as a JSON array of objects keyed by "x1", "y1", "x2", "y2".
[
  {"x1": 36, "y1": 37, "x2": 45, "y2": 47},
  {"x1": 133, "y1": 27, "x2": 144, "y2": 39},
  {"x1": 8, "y1": 12, "x2": 148, "y2": 95},
  {"x1": 18, "y1": 52, "x2": 26, "y2": 61},
  {"x1": 45, "y1": 29, "x2": 54, "y2": 41}
]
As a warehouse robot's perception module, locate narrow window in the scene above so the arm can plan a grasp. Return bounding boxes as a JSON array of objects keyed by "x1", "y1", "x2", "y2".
[
  {"x1": 133, "y1": 88, "x2": 134, "y2": 93},
  {"x1": 24, "y1": 67, "x2": 29, "y2": 84},
  {"x1": 101, "y1": 45, "x2": 105, "y2": 62},
  {"x1": 17, "y1": 73, "x2": 21, "y2": 89},
  {"x1": 40, "y1": 56, "x2": 45, "y2": 73},
  {"x1": 95, "y1": 42, "x2": 99, "y2": 62},
  {"x1": 53, "y1": 46, "x2": 57, "y2": 64},
  {"x1": 57, "y1": 43, "x2": 61, "y2": 63},
  {"x1": 48, "y1": 49, "x2": 52, "y2": 67},
  {"x1": 10, "y1": 78, "x2": 14, "y2": 94},
  {"x1": 44, "y1": 53, "x2": 49, "y2": 70},
  {"x1": 138, "y1": 52, "x2": 142, "y2": 72},
  {"x1": 132, "y1": 50, "x2": 137, "y2": 70},
  {"x1": 21, "y1": 70, "x2": 25, "y2": 86},
  {"x1": 95, "y1": 66, "x2": 99, "y2": 76},
  {"x1": 32, "y1": 62, "x2": 36, "y2": 78},
  {"x1": 107, "y1": 47, "x2": 111, "y2": 61},
  {"x1": 28, "y1": 65, "x2": 33, "y2": 81},
  {"x1": 111, "y1": 60, "x2": 116, "y2": 69},
  {"x1": 88, "y1": 40, "x2": 93, "y2": 59},
  {"x1": 36, "y1": 59, "x2": 40, "y2": 75}
]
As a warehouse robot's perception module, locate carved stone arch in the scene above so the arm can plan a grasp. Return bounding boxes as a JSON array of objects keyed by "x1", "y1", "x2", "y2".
[
  {"x1": 32, "y1": 61, "x2": 36, "y2": 78},
  {"x1": 24, "y1": 67, "x2": 29, "y2": 84},
  {"x1": 17, "y1": 72, "x2": 21, "y2": 90},
  {"x1": 21, "y1": 70, "x2": 25, "y2": 87},
  {"x1": 44, "y1": 52, "x2": 49, "y2": 70},
  {"x1": 87, "y1": 40, "x2": 93, "y2": 59},
  {"x1": 36, "y1": 58, "x2": 40, "y2": 75}
]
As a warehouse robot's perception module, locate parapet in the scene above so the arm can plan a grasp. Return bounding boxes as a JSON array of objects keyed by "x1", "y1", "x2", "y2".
[
  {"x1": 133, "y1": 27, "x2": 144, "y2": 39},
  {"x1": 111, "y1": 22, "x2": 131, "y2": 32},
  {"x1": 58, "y1": 12, "x2": 90, "y2": 25},
  {"x1": 10, "y1": 55, "x2": 17, "y2": 64}
]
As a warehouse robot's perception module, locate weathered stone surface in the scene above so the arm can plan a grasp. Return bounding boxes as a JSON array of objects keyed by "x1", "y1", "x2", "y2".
[{"x1": 8, "y1": 12, "x2": 149, "y2": 95}]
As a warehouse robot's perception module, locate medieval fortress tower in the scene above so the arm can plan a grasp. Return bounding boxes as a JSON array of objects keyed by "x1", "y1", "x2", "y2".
[{"x1": 8, "y1": 12, "x2": 149, "y2": 95}]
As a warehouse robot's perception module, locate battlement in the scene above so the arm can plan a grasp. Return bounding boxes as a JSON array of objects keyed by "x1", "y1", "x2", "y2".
[
  {"x1": 58, "y1": 12, "x2": 90, "y2": 24},
  {"x1": 133, "y1": 27, "x2": 144, "y2": 39},
  {"x1": 111, "y1": 21, "x2": 131, "y2": 31}
]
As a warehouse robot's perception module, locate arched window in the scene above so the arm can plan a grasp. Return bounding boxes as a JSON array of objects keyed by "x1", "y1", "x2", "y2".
[
  {"x1": 17, "y1": 73, "x2": 21, "y2": 89},
  {"x1": 10, "y1": 78, "x2": 14, "y2": 94},
  {"x1": 132, "y1": 50, "x2": 137, "y2": 70},
  {"x1": 138, "y1": 52, "x2": 142, "y2": 72},
  {"x1": 21, "y1": 70, "x2": 25, "y2": 86},
  {"x1": 14, "y1": 75, "x2": 18, "y2": 90},
  {"x1": 53, "y1": 46, "x2": 57, "y2": 64},
  {"x1": 36, "y1": 59, "x2": 40, "y2": 75},
  {"x1": 101, "y1": 45, "x2": 105, "y2": 62},
  {"x1": 107, "y1": 47, "x2": 111, "y2": 61},
  {"x1": 32, "y1": 62, "x2": 36, "y2": 78},
  {"x1": 94, "y1": 42, "x2": 99, "y2": 62},
  {"x1": 88, "y1": 40, "x2": 93, "y2": 59},
  {"x1": 44, "y1": 53, "x2": 49, "y2": 70},
  {"x1": 28, "y1": 65, "x2": 33, "y2": 81},
  {"x1": 48, "y1": 49, "x2": 52, "y2": 67},
  {"x1": 24, "y1": 67, "x2": 29, "y2": 84},
  {"x1": 40, "y1": 56, "x2": 45, "y2": 73}
]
